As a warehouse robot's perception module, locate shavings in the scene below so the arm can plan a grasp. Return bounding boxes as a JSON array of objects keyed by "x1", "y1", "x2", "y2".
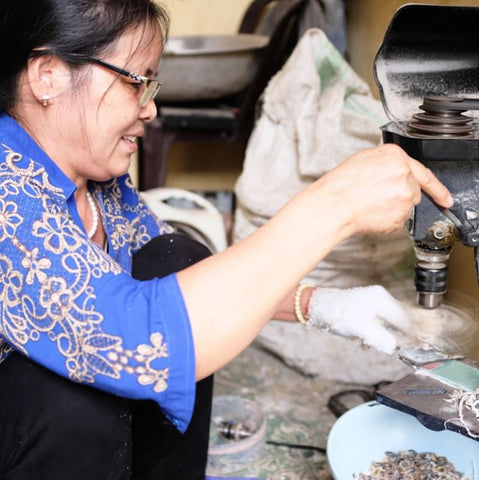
[
  {"x1": 356, "y1": 449, "x2": 470, "y2": 479},
  {"x1": 445, "y1": 388, "x2": 479, "y2": 439}
]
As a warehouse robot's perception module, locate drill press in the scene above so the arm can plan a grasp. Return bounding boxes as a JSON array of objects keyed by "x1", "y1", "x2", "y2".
[
  {"x1": 374, "y1": 3, "x2": 479, "y2": 310},
  {"x1": 372, "y1": 3, "x2": 479, "y2": 441},
  {"x1": 382, "y1": 96, "x2": 479, "y2": 309}
]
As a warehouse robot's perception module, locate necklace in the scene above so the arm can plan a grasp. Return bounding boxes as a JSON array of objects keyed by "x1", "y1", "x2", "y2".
[{"x1": 86, "y1": 191, "x2": 99, "y2": 239}]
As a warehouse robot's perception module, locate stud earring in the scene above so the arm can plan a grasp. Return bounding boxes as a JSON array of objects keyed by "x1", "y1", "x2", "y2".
[{"x1": 41, "y1": 94, "x2": 50, "y2": 107}]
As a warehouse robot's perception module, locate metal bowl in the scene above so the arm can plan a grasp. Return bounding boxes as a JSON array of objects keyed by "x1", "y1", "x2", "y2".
[
  {"x1": 327, "y1": 401, "x2": 479, "y2": 479},
  {"x1": 156, "y1": 34, "x2": 269, "y2": 102}
]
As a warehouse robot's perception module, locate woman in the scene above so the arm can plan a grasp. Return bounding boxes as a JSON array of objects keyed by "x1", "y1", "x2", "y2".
[{"x1": 0, "y1": 0, "x2": 453, "y2": 479}]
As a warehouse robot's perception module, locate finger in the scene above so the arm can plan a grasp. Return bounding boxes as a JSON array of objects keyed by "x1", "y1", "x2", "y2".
[
  {"x1": 407, "y1": 170, "x2": 422, "y2": 207},
  {"x1": 375, "y1": 294, "x2": 413, "y2": 333},
  {"x1": 408, "y1": 157, "x2": 453, "y2": 208},
  {"x1": 328, "y1": 315, "x2": 397, "y2": 354},
  {"x1": 357, "y1": 286, "x2": 412, "y2": 333},
  {"x1": 357, "y1": 322, "x2": 397, "y2": 355}
]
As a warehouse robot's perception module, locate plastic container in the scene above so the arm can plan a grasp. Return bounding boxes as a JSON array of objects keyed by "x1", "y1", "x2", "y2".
[
  {"x1": 327, "y1": 401, "x2": 479, "y2": 479},
  {"x1": 207, "y1": 395, "x2": 266, "y2": 472}
]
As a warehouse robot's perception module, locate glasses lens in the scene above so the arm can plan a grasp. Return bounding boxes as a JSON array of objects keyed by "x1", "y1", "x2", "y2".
[{"x1": 140, "y1": 81, "x2": 161, "y2": 107}]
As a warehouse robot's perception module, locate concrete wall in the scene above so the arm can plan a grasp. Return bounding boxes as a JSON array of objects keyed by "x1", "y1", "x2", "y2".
[
  {"x1": 158, "y1": 0, "x2": 252, "y2": 35},
  {"x1": 145, "y1": 1, "x2": 253, "y2": 191}
]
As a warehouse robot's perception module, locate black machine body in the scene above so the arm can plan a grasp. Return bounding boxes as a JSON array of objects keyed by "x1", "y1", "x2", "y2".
[
  {"x1": 369, "y1": 4, "x2": 479, "y2": 443},
  {"x1": 374, "y1": 4, "x2": 479, "y2": 310}
]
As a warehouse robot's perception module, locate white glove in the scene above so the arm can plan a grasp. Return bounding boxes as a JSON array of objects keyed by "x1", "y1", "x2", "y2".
[{"x1": 308, "y1": 285, "x2": 412, "y2": 354}]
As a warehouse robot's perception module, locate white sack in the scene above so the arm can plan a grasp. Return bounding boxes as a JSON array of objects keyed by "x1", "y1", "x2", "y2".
[{"x1": 233, "y1": 29, "x2": 413, "y2": 384}]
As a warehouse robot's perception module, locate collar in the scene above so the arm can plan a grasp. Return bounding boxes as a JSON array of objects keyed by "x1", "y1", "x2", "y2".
[{"x1": 0, "y1": 113, "x2": 77, "y2": 199}]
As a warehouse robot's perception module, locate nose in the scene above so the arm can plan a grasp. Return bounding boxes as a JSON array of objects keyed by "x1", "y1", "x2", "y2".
[{"x1": 140, "y1": 99, "x2": 157, "y2": 123}]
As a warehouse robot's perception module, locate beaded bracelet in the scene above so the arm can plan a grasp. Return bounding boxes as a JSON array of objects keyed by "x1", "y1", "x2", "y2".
[{"x1": 294, "y1": 283, "x2": 315, "y2": 325}]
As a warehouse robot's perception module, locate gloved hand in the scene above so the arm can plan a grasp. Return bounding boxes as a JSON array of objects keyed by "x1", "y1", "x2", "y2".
[{"x1": 308, "y1": 285, "x2": 412, "y2": 354}]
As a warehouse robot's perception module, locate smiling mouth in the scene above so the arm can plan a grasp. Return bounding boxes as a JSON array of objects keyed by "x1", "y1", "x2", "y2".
[{"x1": 122, "y1": 136, "x2": 137, "y2": 143}]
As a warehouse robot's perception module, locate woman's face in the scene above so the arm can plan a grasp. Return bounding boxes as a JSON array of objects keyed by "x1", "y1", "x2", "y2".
[{"x1": 56, "y1": 25, "x2": 162, "y2": 183}]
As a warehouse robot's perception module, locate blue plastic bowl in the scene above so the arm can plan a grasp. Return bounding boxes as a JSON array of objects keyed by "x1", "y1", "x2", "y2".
[{"x1": 327, "y1": 401, "x2": 479, "y2": 479}]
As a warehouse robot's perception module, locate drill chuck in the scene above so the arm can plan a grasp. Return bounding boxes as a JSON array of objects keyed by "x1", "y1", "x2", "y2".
[{"x1": 414, "y1": 265, "x2": 448, "y2": 309}]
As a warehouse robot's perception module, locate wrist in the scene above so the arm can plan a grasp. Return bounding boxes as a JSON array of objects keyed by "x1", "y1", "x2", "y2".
[{"x1": 294, "y1": 284, "x2": 315, "y2": 325}]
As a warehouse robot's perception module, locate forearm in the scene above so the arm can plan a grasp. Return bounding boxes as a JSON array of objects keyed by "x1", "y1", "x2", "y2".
[
  {"x1": 178, "y1": 144, "x2": 453, "y2": 380},
  {"x1": 177, "y1": 184, "x2": 351, "y2": 380}
]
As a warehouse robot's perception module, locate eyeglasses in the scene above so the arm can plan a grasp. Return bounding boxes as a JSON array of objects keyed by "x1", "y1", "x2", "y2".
[{"x1": 85, "y1": 56, "x2": 161, "y2": 107}]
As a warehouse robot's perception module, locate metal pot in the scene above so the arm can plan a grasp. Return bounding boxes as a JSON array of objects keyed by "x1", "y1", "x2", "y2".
[{"x1": 156, "y1": 34, "x2": 269, "y2": 102}]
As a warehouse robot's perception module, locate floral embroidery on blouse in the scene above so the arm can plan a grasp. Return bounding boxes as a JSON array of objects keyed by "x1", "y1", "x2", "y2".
[
  {"x1": 0, "y1": 144, "x2": 176, "y2": 390},
  {"x1": 0, "y1": 116, "x2": 195, "y2": 434}
]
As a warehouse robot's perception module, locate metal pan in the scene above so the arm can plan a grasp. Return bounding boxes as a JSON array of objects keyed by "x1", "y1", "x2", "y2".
[{"x1": 156, "y1": 34, "x2": 269, "y2": 102}]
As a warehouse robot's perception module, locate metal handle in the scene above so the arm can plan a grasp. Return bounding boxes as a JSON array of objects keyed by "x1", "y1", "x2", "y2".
[{"x1": 424, "y1": 194, "x2": 479, "y2": 247}]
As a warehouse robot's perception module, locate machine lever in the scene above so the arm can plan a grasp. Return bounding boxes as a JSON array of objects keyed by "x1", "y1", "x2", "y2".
[
  {"x1": 447, "y1": 204, "x2": 479, "y2": 247},
  {"x1": 438, "y1": 204, "x2": 463, "y2": 229},
  {"x1": 427, "y1": 195, "x2": 479, "y2": 289},
  {"x1": 424, "y1": 194, "x2": 479, "y2": 247}
]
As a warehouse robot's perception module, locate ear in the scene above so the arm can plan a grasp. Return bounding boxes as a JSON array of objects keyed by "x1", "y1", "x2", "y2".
[{"x1": 26, "y1": 53, "x2": 73, "y2": 106}]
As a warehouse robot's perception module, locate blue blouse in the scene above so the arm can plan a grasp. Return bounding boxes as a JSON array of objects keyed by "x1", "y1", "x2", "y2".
[{"x1": 0, "y1": 114, "x2": 196, "y2": 432}]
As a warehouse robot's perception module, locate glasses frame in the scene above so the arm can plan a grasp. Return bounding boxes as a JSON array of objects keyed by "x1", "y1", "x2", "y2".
[{"x1": 85, "y1": 56, "x2": 161, "y2": 107}]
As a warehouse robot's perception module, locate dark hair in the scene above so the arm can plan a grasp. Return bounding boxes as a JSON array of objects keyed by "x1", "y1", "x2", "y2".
[{"x1": 0, "y1": 0, "x2": 169, "y2": 113}]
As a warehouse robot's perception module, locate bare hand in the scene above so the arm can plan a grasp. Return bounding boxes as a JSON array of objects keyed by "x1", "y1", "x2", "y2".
[{"x1": 316, "y1": 144, "x2": 453, "y2": 235}]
